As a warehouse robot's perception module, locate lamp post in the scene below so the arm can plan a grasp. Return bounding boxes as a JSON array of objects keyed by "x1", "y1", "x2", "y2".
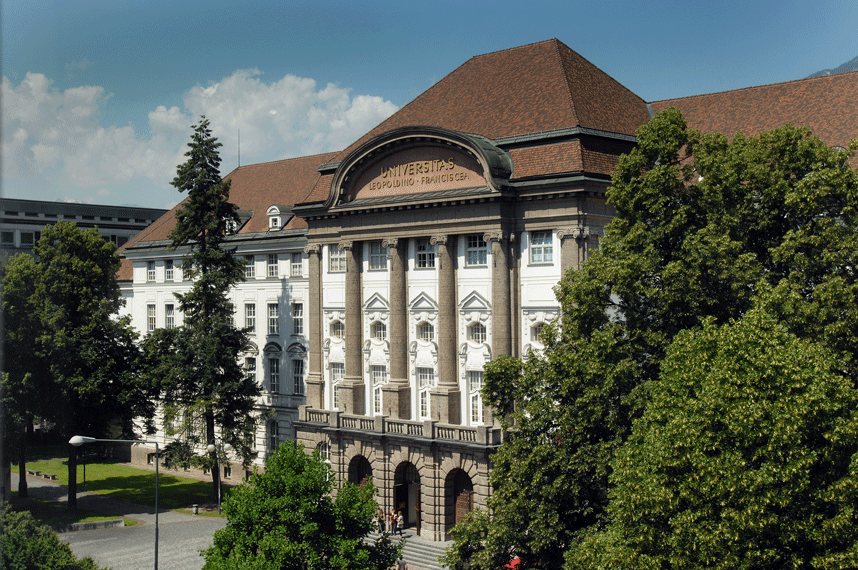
[
  {"x1": 69, "y1": 436, "x2": 160, "y2": 570},
  {"x1": 206, "y1": 440, "x2": 232, "y2": 514}
]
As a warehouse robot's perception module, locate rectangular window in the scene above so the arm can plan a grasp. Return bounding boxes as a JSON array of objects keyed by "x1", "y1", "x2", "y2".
[
  {"x1": 530, "y1": 231, "x2": 554, "y2": 264},
  {"x1": 165, "y1": 260, "x2": 174, "y2": 281},
  {"x1": 269, "y1": 421, "x2": 278, "y2": 451},
  {"x1": 369, "y1": 241, "x2": 387, "y2": 270},
  {"x1": 418, "y1": 368, "x2": 434, "y2": 419},
  {"x1": 331, "y1": 363, "x2": 344, "y2": 409},
  {"x1": 416, "y1": 238, "x2": 435, "y2": 268},
  {"x1": 292, "y1": 359, "x2": 304, "y2": 394},
  {"x1": 469, "y1": 371, "x2": 484, "y2": 424},
  {"x1": 1, "y1": 231, "x2": 14, "y2": 246},
  {"x1": 268, "y1": 303, "x2": 279, "y2": 335},
  {"x1": 329, "y1": 244, "x2": 346, "y2": 272},
  {"x1": 244, "y1": 255, "x2": 255, "y2": 278},
  {"x1": 165, "y1": 304, "x2": 175, "y2": 329},
  {"x1": 267, "y1": 254, "x2": 278, "y2": 277},
  {"x1": 245, "y1": 304, "x2": 256, "y2": 332},
  {"x1": 466, "y1": 235, "x2": 488, "y2": 266},
  {"x1": 147, "y1": 261, "x2": 156, "y2": 282},
  {"x1": 269, "y1": 358, "x2": 280, "y2": 393},
  {"x1": 291, "y1": 253, "x2": 302, "y2": 277},
  {"x1": 292, "y1": 303, "x2": 303, "y2": 335},
  {"x1": 20, "y1": 232, "x2": 35, "y2": 248},
  {"x1": 245, "y1": 357, "x2": 256, "y2": 382},
  {"x1": 372, "y1": 365, "x2": 387, "y2": 415},
  {"x1": 147, "y1": 304, "x2": 156, "y2": 332}
]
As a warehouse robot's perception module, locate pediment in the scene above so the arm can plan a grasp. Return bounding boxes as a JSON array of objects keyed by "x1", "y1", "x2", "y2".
[
  {"x1": 409, "y1": 292, "x2": 438, "y2": 311},
  {"x1": 459, "y1": 291, "x2": 490, "y2": 311},
  {"x1": 363, "y1": 293, "x2": 390, "y2": 311}
]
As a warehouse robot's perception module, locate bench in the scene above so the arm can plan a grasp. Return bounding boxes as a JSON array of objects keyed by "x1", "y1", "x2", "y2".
[
  {"x1": 27, "y1": 469, "x2": 40, "y2": 477},
  {"x1": 41, "y1": 473, "x2": 57, "y2": 480}
]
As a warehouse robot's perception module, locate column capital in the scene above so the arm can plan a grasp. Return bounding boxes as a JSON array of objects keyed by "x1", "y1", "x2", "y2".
[
  {"x1": 381, "y1": 238, "x2": 399, "y2": 249},
  {"x1": 558, "y1": 226, "x2": 596, "y2": 240},
  {"x1": 430, "y1": 235, "x2": 448, "y2": 246},
  {"x1": 304, "y1": 243, "x2": 322, "y2": 255},
  {"x1": 483, "y1": 231, "x2": 508, "y2": 243},
  {"x1": 338, "y1": 240, "x2": 355, "y2": 251}
]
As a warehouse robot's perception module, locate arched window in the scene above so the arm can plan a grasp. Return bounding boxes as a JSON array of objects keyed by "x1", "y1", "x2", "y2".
[
  {"x1": 317, "y1": 441, "x2": 330, "y2": 461},
  {"x1": 418, "y1": 322, "x2": 434, "y2": 342},
  {"x1": 468, "y1": 323, "x2": 486, "y2": 343},
  {"x1": 371, "y1": 321, "x2": 387, "y2": 340},
  {"x1": 330, "y1": 321, "x2": 344, "y2": 338},
  {"x1": 531, "y1": 323, "x2": 544, "y2": 343}
]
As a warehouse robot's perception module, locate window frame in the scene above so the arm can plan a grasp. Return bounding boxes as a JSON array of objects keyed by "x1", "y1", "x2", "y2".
[
  {"x1": 291, "y1": 252, "x2": 302, "y2": 277},
  {"x1": 418, "y1": 322, "x2": 434, "y2": 342},
  {"x1": 468, "y1": 322, "x2": 487, "y2": 343},
  {"x1": 529, "y1": 231, "x2": 554, "y2": 264},
  {"x1": 267, "y1": 254, "x2": 279, "y2": 278},
  {"x1": 292, "y1": 303, "x2": 304, "y2": 336},
  {"x1": 469, "y1": 370, "x2": 484, "y2": 424},
  {"x1": 466, "y1": 235, "x2": 488, "y2": 266},
  {"x1": 165, "y1": 260, "x2": 174, "y2": 281},
  {"x1": 147, "y1": 304, "x2": 157, "y2": 332},
  {"x1": 416, "y1": 238, "x2": 435, "y2": 268},
  {"x1": 269, "y1": 357, "x2": 280, "y2": 393},
  {"x1": 330, "y1": 321, "x2": 344, "y2": 339},
  {"x1": 165, "y1": 304, "x2": 175, "y2": 329},
  {"x1": 292, "y1": 359, "x2": 305, "y2": 394},
  {"x1": 369, "y1": 241, "x2": 387, "y2": 271},
  {"x1": 147, "y1": 261, "x2": 156, "y2": 282},
  {"x1": 245, "y1": 303, "x2": 256, "y2": 332},
  {"x1": 329, "y1": 244, "x2": 346, "y2": 273},
  {"x1": 371, "y1": 321, "x2": 386, "y2": 340},
  {"x1": 244, "y1": 255, "x2": 255, "y2": 278},
  {"x1": 268, "y1": 303, "x2": 279, "y2": 335},
  {"x1": 245, "y1": 357, "x2": 256, "y2": 382}
]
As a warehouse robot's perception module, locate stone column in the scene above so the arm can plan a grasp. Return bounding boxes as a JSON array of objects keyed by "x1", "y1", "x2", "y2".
[
  {"x1": 382, "y1": 238, "x2": 410, "y2": 418},
  {"x1": 339, "y1": 241, "x2": 365, "y2": 415},
  {"x1": 486, "y1": 231, "x2": 511, "y2": 358},
  {"x1": 430, "y1": 235, "x2": 460, "y2": 425},
  {"x1": 304, "y1": 244, "x2": 324, "y2": 409},
  {"x1": 559, "y1": 226, "x2": 594, "y2": 272}
]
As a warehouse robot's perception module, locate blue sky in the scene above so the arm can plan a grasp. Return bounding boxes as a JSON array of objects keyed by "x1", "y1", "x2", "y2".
[{"x1": 3, "y1": 0, "x2": 857, "y2": 210}]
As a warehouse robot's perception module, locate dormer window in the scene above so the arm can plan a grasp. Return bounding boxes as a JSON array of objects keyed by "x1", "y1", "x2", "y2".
[{"x1": 266, "y1": 205, "x2": 293, "y2": 232}]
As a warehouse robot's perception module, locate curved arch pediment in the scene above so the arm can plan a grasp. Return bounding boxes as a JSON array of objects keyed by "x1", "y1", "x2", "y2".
[{"x1": 326, "y1": 126, "x2": 513, "y2": 209}]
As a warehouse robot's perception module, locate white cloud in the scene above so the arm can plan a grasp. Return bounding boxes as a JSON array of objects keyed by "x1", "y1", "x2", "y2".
[{"x1": 2, "y1": 69, "x2": 398, "y2": 207}]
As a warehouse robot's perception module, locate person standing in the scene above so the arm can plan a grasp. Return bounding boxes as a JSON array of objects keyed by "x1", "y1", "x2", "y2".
[
  {"x1": 397, "y1": 557, "x2": 408, "y2": 570},
  {"x1": 390, "y1": 509, "x2": 398, "y2": 536},
  {"x1": 397, "y1": 511, "x2": 404, "y2": 537}
]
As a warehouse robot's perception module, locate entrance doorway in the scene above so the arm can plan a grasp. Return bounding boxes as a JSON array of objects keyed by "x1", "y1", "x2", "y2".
[
  {"x1": 445, "y1": 469, "x2": 474, "y2": 534},
  {"x1": 347, "y1": 455, "x2": 372, "y2": 486},
  {"x1": 393, "y1": 462, "x2": 421, "y2": 532}
]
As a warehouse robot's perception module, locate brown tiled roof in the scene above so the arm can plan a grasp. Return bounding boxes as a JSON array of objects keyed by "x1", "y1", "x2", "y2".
[
  {"x1": 123, "y1": 152, "x2": 339, "y2": 249},
  {"x1": 304, "y1": 39, "x2": 650, "y2": 203},
  {"x1": 651, "y1": 71, "x2": 858, "y2": 163}
]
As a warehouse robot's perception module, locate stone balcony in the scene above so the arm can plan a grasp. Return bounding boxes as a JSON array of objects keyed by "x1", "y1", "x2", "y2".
[{"x1": 298, "y1": 406, "x2": 502, "y2": 448}]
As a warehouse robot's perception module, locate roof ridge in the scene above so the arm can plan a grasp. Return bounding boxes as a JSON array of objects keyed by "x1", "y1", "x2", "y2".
[
  {"x1": 551, "y1": 39, "x2": 580, "y2": 127},
  {"x1": 467, "y1": 38, "x2": 560, "y2": 61},
  {"x1": 651, "y1": 69, "x2": 858, "y2": 104},
  {"x1": 228, "y1": 151, "x2": 340, "y2": 171}
]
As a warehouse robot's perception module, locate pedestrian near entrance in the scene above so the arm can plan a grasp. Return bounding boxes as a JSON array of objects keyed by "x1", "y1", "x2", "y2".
[
  {"x1": 390, "y1": 509, "x2": 398, "y2": 536},
  {"x1": 377, "y1": 509, "x2": 386, "y2": 533},
  {"x1": 397, "y1": 511, "x2": 404, "y2": 537},
  {"x1": 397, "y1": 556, "x2": 408, "y2": 570}
]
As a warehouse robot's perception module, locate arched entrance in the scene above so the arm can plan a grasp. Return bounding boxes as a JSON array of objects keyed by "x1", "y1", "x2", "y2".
[
  {"x1": 347, "y1": 455, "x2": 372, "y2": 486},
  {"x1": 393, "y1": 462, "x2": 421, "y2": 532},
  {"x1": 445, "y1": 469, "x2": 474, "y2": 534}
]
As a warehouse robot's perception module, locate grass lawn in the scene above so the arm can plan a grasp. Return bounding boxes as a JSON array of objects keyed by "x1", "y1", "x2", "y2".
[
  {"x1": 11, "y1": 493, "x2": 137, "y2": 528},
  {"x1": 26, "y1": 458, "x2": 232, "y2": 512}
]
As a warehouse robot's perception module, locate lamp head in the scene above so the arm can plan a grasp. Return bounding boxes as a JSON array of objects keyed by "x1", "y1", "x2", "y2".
[{"x1": 69, "y1": 435, "x2": 96, "y2": 447}]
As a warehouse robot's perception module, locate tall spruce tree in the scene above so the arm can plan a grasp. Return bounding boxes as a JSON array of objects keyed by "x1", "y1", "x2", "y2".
[{"x1": 144, "y1": 116, "x2": 259, "y2": 499}]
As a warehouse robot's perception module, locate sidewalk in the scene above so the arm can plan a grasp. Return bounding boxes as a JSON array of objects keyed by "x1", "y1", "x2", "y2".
[{"x1": 11, "y1": 473, "x2": 202, "y2": 526}]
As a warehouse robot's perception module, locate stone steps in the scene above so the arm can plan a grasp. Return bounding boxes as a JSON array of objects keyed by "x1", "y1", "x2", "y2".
[{"x1": 367, "y1": 530, "x2": 451, "y2": 570}]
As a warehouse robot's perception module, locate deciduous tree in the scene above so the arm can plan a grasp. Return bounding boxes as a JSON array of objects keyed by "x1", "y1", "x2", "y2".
[
  {"x1": 202, "y1": 442, "x2": 400, "y2": 570},
  {"x1": 445, "y1": 108, "x2": 858, "y2": 569}
]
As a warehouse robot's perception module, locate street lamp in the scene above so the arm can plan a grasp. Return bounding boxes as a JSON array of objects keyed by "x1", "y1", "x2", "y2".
[
  {"x1": 69, "y1": 436, "x2": 160, "y2": 570},
  {"x1": 323, "y1": 458, "x2": 332, "y2": 482},
  {"x1": 206, "y1": 440, "x2": 232, "y2": 514}
]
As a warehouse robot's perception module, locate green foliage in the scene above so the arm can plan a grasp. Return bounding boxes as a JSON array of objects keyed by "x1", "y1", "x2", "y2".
[
  {"x1": 1, "y1": 503, "x2": 107, "y2": 570},
  {"x1": 202, "y1": 442, "x2": 400, "y2": 570},
  {"x1": 593, "y1": 308, "x2": 858, "y2": 570},
  {"x1": 446, "y1": 108, "x2": 858, "y2": 570},
  {"x1": 142, "y1": 117, "x2": 259, "y2": 483}
]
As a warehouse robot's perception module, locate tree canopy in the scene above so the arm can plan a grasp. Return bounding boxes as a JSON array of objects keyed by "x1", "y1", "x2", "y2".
[
  {"x1": 1, "y1": 221, "x2": 149, "y2": 508},
  {"x1": 142, "y1": 116, "x2": 259, "y2": 497},
  {"x1": 202, "y1": 442, "x2": 400, "y2": 570},
  {"x1": 443, "y1": 108, "x2": 858, "y2": 570}
]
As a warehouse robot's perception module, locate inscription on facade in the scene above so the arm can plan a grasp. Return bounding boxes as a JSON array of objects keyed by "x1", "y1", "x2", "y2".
[{"x1": 352, "y1": 147, "x2": 485, "y2": 201}]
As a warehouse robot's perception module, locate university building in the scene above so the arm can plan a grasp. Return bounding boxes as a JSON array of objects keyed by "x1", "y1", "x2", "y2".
[{"x1": 120, "y1": 39, "x2": 858, "y2": 541}]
